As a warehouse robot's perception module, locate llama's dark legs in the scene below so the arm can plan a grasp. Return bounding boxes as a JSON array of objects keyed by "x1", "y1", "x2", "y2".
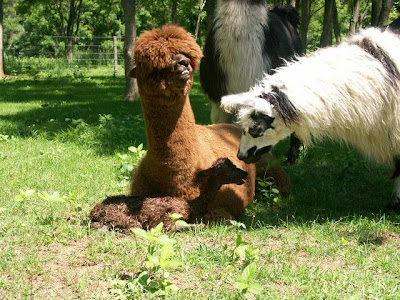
[
  {"x1": 389, "y1": 157, "x2": 400, "y2": 211},
  {"x1": 286, "y1": 134, "x2": 302, "y2": 165}
]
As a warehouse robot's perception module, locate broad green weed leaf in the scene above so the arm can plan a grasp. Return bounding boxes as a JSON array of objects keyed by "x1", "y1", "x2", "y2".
[
  {"x1": 248, "y1": 282, "x2": 263, "y2": 294},
  {"x1": 240, "y1": 262, "x2": 257, "y2": 281},
  {"x1": 175, "y1": 220, "x2": 189, "y2": 227},
  {"x1": 169, "y1": 213, "x2": 184, "y2": 220},
  {"x1": 150, "y1": 222, "x2": 164, "y2": 236}
]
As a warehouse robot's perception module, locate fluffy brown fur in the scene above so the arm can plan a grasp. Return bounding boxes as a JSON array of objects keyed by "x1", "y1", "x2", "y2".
[
  {"x1": 128, "y1": 25, "x2": 291, "y2": 218},
  {"x1": 90, "y1": 158, "x2": 248, "y2": 232}
]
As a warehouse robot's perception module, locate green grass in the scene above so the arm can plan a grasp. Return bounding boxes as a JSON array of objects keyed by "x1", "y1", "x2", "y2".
[{"x1": 1, "y1": 69, "x2": 400, "y2": 299}]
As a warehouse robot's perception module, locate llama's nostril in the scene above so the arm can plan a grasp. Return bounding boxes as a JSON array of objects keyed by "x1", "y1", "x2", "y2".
[{"x1": 237, "y1": 151, "x2": 246, "y2": 160}]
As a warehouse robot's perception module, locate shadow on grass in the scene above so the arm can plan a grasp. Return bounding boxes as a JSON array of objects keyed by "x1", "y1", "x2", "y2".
[
  {"x1": 240, "y1": 141, "x2": 400, "y2": 226},
  {"x1": 0, "y1": 74, "x2": 211, "y2": 155}
]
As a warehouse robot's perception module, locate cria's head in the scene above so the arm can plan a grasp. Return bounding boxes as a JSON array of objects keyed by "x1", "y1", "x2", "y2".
[{"x1": 221, "y1": 85, "x2": 299, "y2": 163}]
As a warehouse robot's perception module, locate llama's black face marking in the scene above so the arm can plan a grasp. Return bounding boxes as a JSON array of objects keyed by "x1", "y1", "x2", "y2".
[
  {"x1": 260, "y1": 86, "x2": 300, "y2": 124},
  {"x1": 248, "y1": 112, "x2": 275, "y2": 138},
  {"x1": 354, "y1": 37, "x2": 400, "y2": 82}
]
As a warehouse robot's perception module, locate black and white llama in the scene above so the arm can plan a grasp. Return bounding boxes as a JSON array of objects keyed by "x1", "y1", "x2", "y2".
[
  {"x1": 221, "y1": 24, "x2": 400, "y2": 209},
  {"x1": 200, "y1": 0, "x2": 303, "y2": 163}
]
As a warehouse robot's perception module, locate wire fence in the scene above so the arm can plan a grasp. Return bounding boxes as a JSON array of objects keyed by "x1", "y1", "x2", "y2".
[{"x1": 5, "y1": 36, "x2": 124, "y2": 76}]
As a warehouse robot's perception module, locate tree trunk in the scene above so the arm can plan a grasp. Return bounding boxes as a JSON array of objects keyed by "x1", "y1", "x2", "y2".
[
  {"x1": 64, "y1": 0, "x2": 83, "y2": 63},
  {"x1": 300, "y1": 0, "x2": 311, "y2": 51},
  {"x1": 195, "y1": 0, "x2": 206, "y2": 43},
  {"x1": 371, "y1": 0, "x2": 382, "y2": 26},
  {"x1": 294, "y1": 0, "x2": 300, "y2": 11},
  {"x1": 122, "y1": 0, "x2": 139, "y2": 101},
  {"x1": 0, "y1": 0, "x2": 4, "y2": 77},
  {"x1": 360, "y1": 1, "x2": 371, "y2": 28},
  {"x1": 320, "y1": 0, "x2": 335, "y2": 47},
  {"x1": 205, "y1": 0, "x2": 216, "y2": 34},
  {"x1": 378, "y1": 0, "x2": 394, "y2": 25},
  {"x1": 333, "y1": 0, "x2": 341, "y2": 43},
  {"x1": 171, "y1": 0, "x2": 178, "y2": 24},
  {"x1": 349, "y1": 0, "x2": 361, "y2": 34}
]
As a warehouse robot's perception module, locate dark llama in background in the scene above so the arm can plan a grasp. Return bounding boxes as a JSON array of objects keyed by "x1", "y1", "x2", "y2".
[
  {"x1": 200, "y1": 0, "x2": 303, "y2": 164},
  {"x1": 90, "y1": 24, "x2": 291, "y2": 231}
]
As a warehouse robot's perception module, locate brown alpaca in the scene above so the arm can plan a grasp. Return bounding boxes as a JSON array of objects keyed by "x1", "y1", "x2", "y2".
[
  {"x1": 90, "y1": 158, "x2": 248, "y2": 232},
  {"x1": 128, "y1": 24, "x2": 291, "y2": 218}
]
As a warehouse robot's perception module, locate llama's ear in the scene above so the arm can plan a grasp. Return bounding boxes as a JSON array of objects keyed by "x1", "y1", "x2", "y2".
[
  {"x1": 221, "y1": 93, "x2": 253, "y2": 114},
  {"x1": 128, "y1": 67, "x2": 137, "y2": 78}
]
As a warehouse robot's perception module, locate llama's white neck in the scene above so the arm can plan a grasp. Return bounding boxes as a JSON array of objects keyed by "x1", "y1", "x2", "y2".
[{"x1": 215, "y1": 0, "x2": 270, "y2": 94}]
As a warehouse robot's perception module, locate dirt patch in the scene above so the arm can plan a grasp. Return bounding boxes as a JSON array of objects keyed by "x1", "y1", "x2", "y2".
[{"x1": 29, "y1": 238, "x2": 111, "y2": 299}]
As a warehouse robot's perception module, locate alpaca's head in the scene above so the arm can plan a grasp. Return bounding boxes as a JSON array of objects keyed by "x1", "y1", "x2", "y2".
[
  {"x1": 129, "y1": 25, "x2": 202, "y2": 99},
  {"x1": 197, "y1": 158, "x2": 248, "y2": 185},
  {"x1": 221, "y1": 85, "x2": 299, "y2": 163}
]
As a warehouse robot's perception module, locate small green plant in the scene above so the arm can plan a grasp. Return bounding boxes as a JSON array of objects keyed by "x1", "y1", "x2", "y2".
[
  {"x1": 111, "y1": 222, "x2": 182, "y2": 298},
  {"x1": 169, "y1": 212, "x2": 189, "y2": 228},
  {"x1": 14, "y1": 189, "x2": 36, "y2": 202},
  {"x1": 225, "y1": 229, "x2": 263, "y2": 297},
  {"x1": 235, "y1": 262, "x2": 263, "y2": 296},
  {"x1": 117, "y1": 144, "x2": 146, "y2": 187},
  {"x1": 0, "y1": 134, "x2": 15, "y2": 141},
  {"x1": 257, "y1": 155, "x2": 285, "y2": 207}
]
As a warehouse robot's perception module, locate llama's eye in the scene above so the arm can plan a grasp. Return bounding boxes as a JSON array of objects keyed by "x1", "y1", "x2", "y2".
[{"x1": 248, "y1": 124, "x2": 264, "y2": 138}]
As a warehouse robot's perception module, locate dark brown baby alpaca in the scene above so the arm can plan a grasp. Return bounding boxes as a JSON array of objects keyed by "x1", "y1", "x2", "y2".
[{"x1": 90, "y1": 158, "x2": 248, "y2": 232}]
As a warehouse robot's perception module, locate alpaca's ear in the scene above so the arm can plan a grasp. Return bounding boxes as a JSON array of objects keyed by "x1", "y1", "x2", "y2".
[{"x1": 128, "y1": 67, "x2": 137, "y2": 78}]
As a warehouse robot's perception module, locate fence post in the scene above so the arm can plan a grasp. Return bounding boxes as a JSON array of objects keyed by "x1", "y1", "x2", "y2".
[{"x1": 113, "y1": 36, "x2": 118, "y2": 77}]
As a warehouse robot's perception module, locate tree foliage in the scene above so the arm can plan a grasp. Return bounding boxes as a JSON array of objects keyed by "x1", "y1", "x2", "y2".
[{"x1": 1, "y1": 0, "x2": 399, "y2": 60}]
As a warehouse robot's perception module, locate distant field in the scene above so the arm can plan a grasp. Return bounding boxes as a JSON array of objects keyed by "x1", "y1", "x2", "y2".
[{"x1": 0, "y1": 69, "x2": 399, "y2": 299}]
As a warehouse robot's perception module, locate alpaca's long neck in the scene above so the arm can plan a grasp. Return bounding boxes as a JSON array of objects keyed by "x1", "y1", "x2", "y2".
[{"x1": 141, "y1": 94, "x2": 201, "y2": 172}]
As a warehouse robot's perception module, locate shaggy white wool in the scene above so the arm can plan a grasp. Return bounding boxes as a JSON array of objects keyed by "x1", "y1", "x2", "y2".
[
  {"x1": 222, "y1": 27, "x2": 400, "y2": 165},
  {"x1": 214, "y1": 0, "x2": 270, "y2": 95}
]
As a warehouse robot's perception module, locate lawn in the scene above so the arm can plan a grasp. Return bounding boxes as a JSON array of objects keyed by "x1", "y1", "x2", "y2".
[{"x1": 0, "y1": 69, "x2": 399, "y2": 299}]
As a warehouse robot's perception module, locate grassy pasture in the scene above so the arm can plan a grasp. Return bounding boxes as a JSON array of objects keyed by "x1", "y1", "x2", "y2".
[{"x1": 0, "y1": 70, "x2": 400, "y2": 299}]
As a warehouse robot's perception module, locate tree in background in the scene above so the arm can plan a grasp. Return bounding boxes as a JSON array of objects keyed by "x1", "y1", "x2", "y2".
[
  {"x1": 300, "y1": 0, "x2": 312, "y2": 50},
  {"x1": 60, "y1": 0, "x2": 84, "y2": 61},
  {"x1": 372, "y1": 0, "x2": 395, "y2": 26},
  {"x1": 122, "y1": 0, "x2": 139, "y2": 101},
  {"x1": 171, "y1": 0, "x2": 178, "y2": 23},
  {"x1": 349, "y1": 0, "x2": 361, "y2": 34},
  {"x1": 0, "y1": 0, "x2": 4, "y2": 77}
]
